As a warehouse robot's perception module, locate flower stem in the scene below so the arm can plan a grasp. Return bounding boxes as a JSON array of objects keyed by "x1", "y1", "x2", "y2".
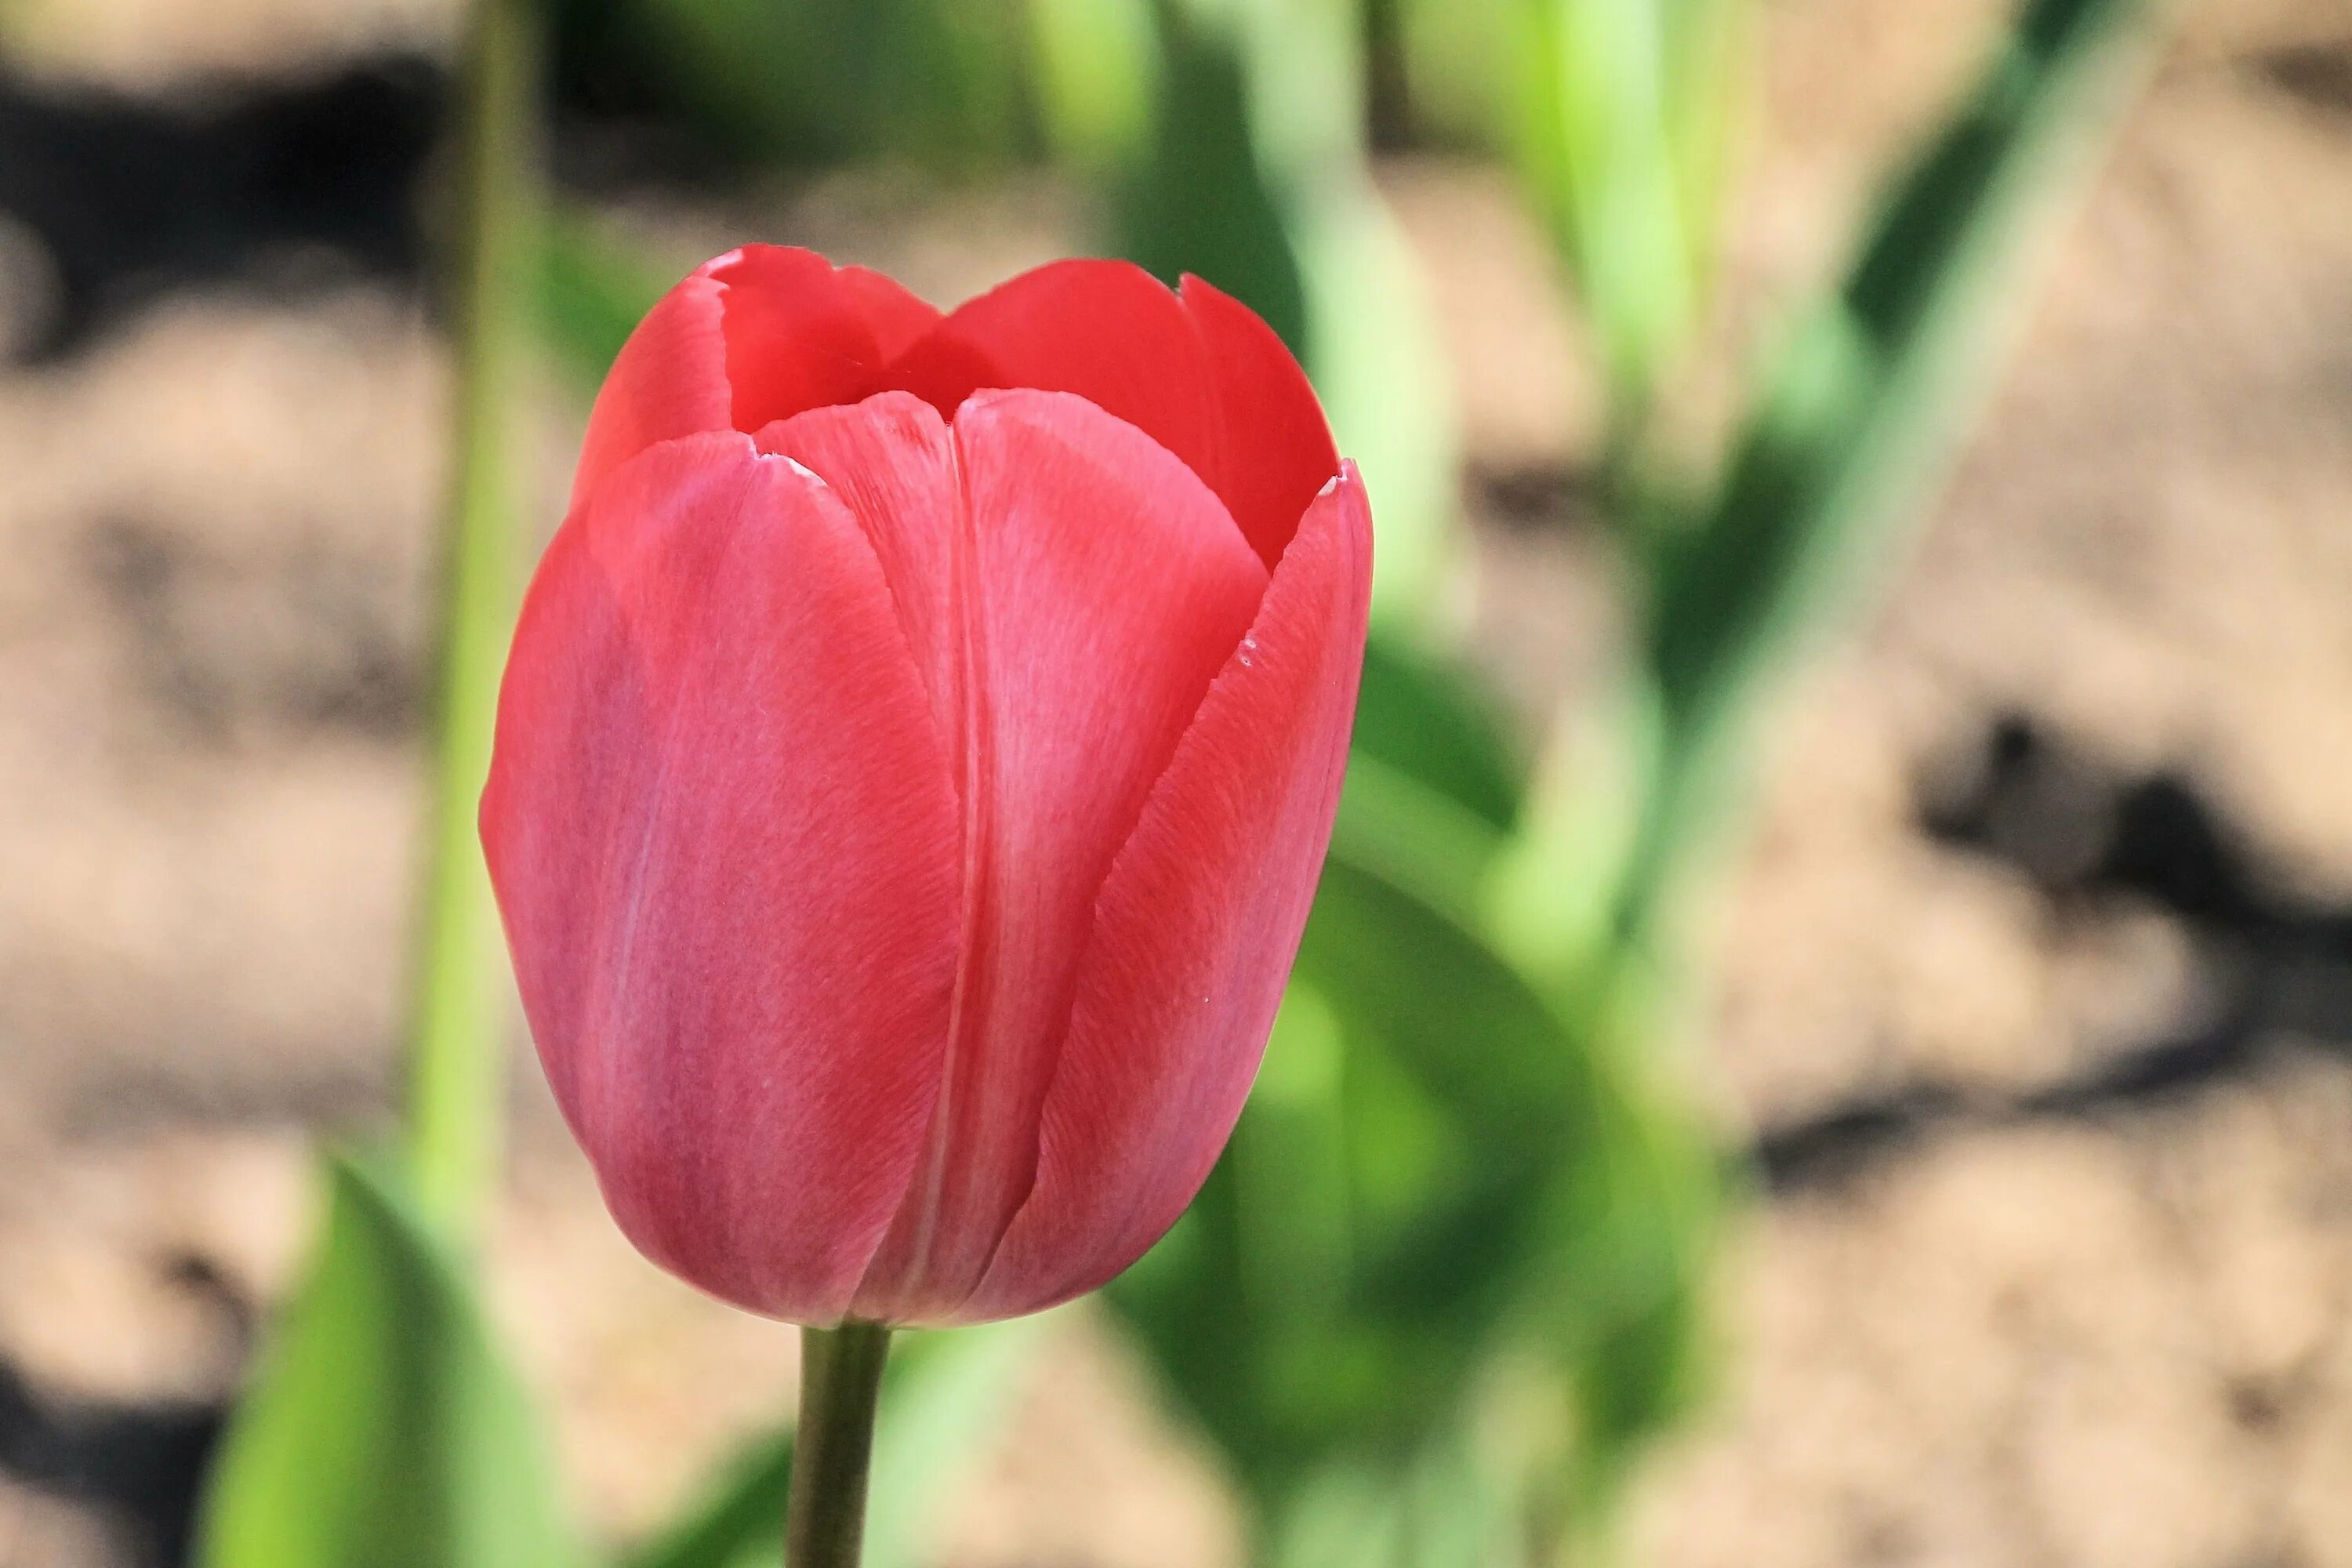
[
  {"x1": 405, "y1": 0, "x2": 540, "y2": 1241},
  {"x1": 786, "y1": 1322, "x2": 893, "y2": 1568}
]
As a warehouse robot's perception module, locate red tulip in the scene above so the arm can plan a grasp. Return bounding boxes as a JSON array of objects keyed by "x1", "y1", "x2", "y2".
[{"x1": 481, "y1": 247, "x2": 1371, "y2": 1327}]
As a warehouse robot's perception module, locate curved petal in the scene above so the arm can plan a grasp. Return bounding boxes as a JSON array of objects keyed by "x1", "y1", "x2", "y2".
[
  {"x1": 960, "y1": 463, "x2": 1374, "y2": 1323},
  {"x1": 711, "y1": 246, "x2": 939, "y2": 436},
  {"x1": 1179, "y1": 274, "x2": 1341, "y2": 564},
  {"x1": 844, "y1": 389, "x2": 1269, "y2": 1324},
  {"x1": 570, "y1": 247, "x2": 942, "y2": 510},
  {"x1": 482, "y1": 431, "x2": 963, "y2": 1323},
  {"x1": 884, "y1": 260, "x2": 1336, "y2": 568},
  {"x1": 837, "y1": 264, "x2": 947, "y2": 361},
  {"x1": 570, "y1": 270, "x2": 731, "y2": 512}
]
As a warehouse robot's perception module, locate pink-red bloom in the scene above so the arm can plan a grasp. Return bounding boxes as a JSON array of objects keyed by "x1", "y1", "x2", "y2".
[{"x1": 481, "y1": 247, "x2": 1371, "y2": 1327}]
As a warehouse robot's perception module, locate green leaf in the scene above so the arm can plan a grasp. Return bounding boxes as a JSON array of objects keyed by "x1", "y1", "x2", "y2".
[
  {"x1": 1352, "y1": 630, "x2": 1524, "y2": 830},
  {"x1": 862, "y1": 1320, "x2": 1044, "y2": 1568},
  {"x1": 1266, "y1": 1431, "x2": 1524, "y2": 1568},
  {"x1": 619, "y1": 1432, "x2": 791, "y2": 1568},
  {"x1": 1624, "y1": 0, "x2": 2175, "y2": 939},
  {"x1": 1510, "y1": 0, "x2": 1748, "y2": 411},
  {"x1": 1291, "y1": 181, "x2": 1462, "y2": 629},
  {"x1": 1110, "y1": 0, "x2": 1308, "y2": 352},
  {"x1": 1025, "y1": 0, "x2": 1159, "y2": 170},
  {"x1": 568, "y1": 0, "x2": 1029, "y2": 170},
  {"x1": 1109, "y1": 818, "x2": 1602, "y2": 1494},
  {"x1": 197, "y1": 1155, "x2": 576, "y2": 1568},
  {"x1": 620, "y1": 1319, "x2": 1045, "y2": 1568},
  {"x1": 542, "y1": 208, "x2": 671, "y2": 397},
  {"x1": 1392, "y1": 0, "x2": 1515, "y2": 149}
]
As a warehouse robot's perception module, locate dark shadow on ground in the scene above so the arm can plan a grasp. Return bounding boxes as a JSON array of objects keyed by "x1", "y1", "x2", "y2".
[
  {"x1": 0, "y1": 1256, "x2": 242, "y2": 1568},
  {"x1": 1754, "y1": 714, "x2": 2352, "y2": 1192}
]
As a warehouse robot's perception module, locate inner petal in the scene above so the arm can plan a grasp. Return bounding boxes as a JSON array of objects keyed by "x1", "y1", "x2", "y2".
[{"x1": 771, "y1": 388, "x2": 1268, "y2": 1323}]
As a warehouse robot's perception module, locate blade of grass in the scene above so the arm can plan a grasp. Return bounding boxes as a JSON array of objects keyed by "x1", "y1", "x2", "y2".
[{"x1": 407, "y1": 0, "x2": 541, "y2": 1241}]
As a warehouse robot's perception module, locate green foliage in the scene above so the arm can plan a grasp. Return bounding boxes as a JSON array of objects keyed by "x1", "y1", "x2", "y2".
[
  {"x1": 559, "y1": 0, "x2": 1033, "y2": 169},
  {"x1": 541, "y1": 209, "x2": 670, "y2": 401},
  {"x1": 1024, "y1": 0, "x2": 1158, "y2": 171},
  {"x1": 1351, "y1": 635, "x2": 1522, "y2": 836},
  {"x1": 197, "y1": 1156, "x2": 578, "y2": 1568},
  {"x1": 1509, "y1": 0, "x2": 1748, "y2": 416},
  {"x1": 1111, "y1": 1, "x2": 1309, "y2": 351},
  {"x1": 622, "y1": 1322, "x2": 1044, "y2": 1568},
  {"x1": 1623, "y1": 0, "x2": 2172, "y2": 945},
  {"x1": 409, "y1": 0, "x2": 539, "y2": 1240},
  {"x1": 1387, "y1": 0, "x2": 1516, "y2": 148}
]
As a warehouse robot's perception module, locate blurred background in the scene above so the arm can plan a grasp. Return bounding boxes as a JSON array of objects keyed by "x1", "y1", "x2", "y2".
[{"x1": 2, "y1": 0, "x2": 2350, "y2": 1564}]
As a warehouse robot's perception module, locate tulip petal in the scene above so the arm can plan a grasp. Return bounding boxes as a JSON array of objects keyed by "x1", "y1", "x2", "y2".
[
  {"x1": 885, "y1": 260, "x2": 1337, "y2": 569},
  {"x1": 713, "y1": 246, "x2": 939, "y2": 435},
  {"x1": 837, "y1": 264, "x2": 948, "y2": 361},
  {"x1": 838, "y1": 389, "x2": 1270, "y2": 1323},
  {"x1": 960, "y1": 463, "x2": 1373, "y2": 1323},
  {"x1": 570, "y1": 247, "x2": 942, "y2": 511},
  {"x1": 1178, "y1": 274, "x2": 1341, "y2": 566},
  {"x1": 570, "y1": 270, "x2": 730, "y2": 512},
  {"x1": 751, "y1": 393, "x2": 964, "y2": 764},
  {"x1": 482, "y1": 432, "x2": 963, "y2": 1323}
]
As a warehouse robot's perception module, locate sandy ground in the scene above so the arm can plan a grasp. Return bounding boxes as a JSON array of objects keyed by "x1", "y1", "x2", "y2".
[{"x1": 2, "y1": 0, "x2": 2351, "y2": 1563}]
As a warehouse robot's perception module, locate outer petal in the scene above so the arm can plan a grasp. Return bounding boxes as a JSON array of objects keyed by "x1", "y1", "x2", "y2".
[
  {"x1": 960, "y1": 463, "x2": 1374, "y2": 1323},
  {"x1": 836, "y1": 390, "x2": 1270, "y2": 1324},
  {"x1": 884, "y1": 260, "x2": 1338, "y2": 568},
  {"x1": 482, "y1": 431, "x2": 962, "y2": 1323},
  {"x1": 570, "y1": 269, "x2": 728, "y2": 512},
  {"x1": 570, "y1": 246, "x2": 942, "y2": 510}
]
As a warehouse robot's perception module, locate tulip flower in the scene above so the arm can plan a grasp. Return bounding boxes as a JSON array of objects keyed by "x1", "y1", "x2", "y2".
[{"x1": 481, "y1": 248, "x2": 1371, "y2": 1339}]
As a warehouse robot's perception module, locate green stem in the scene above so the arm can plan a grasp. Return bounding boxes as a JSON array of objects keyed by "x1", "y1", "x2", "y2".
[
  {"x1": 786, "y1": 1323, "x2": 893, "y2": 1568},
  {"x1": 405, "y1": 0, "x2": 541, "y2": 1241}
]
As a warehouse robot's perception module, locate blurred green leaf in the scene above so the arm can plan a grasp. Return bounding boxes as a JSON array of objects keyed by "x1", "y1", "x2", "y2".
[
  {"x1": 1625, "y1": 0, "x2": 2175, "y2": 938},
  {"x1": 1352, "y1": 631, "x2": 1523, "y2": 830},
  {"x1": 1263, "y1": 1409, "x2": 1523, "y2": 1568},
  {"x1": 1516, "y1": 1030, "x2": 1719, "y2": 1521},
  {"x1": 619, "y1": 1432, "x2": 790, "y2": 1568},
  {"x1": 862, "y1": 1319, "x2": 1044, "y2": 1568},
  {"x1": 1113, "y1": 739, "x2": 1719, "y2": 1559},
  {"x1": 1292, "y1": 184, "x2": 1461, "y2": 628},
  {"x1": 1510, "y1": 0, "x2": 1748, "y2": 414},
  {"x1": 1269, "y1": 1464, "x2": 1405, "y2": 1568},
  {"x1": 1110, "y1": 834, "x2": 1570, "y2": 1495},
  {"x1": 1484, "y1": 670, "x2": 1661, "y2": 999},
  {"x1": 1389, "y1": 0, "x2": 1515, "y2": 149},
  {"x1": 1112, "y1": 820, "x2": 1653, "y2": 1502},
  {"x1": 1025, "y1": 0, "x2": 1159, "y2": 170},
  {"x1": 542, "y1": 208, "x2": 670, "y2": 397},
  {"x1": 620, "y1": 1319, "x2": 1044, "y2": 1568},
  {"x1": 560, "y1": 0, "x2": 1030, "y2": 170},
  {"x1": 197, "y1": 1155, "x2": 576, "y2": 1568}
]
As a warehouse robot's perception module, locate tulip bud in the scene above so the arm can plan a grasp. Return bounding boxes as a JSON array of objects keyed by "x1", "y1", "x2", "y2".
[{"x1": 481, "y1": 247, "x2": 1371, "y2": 1327}]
